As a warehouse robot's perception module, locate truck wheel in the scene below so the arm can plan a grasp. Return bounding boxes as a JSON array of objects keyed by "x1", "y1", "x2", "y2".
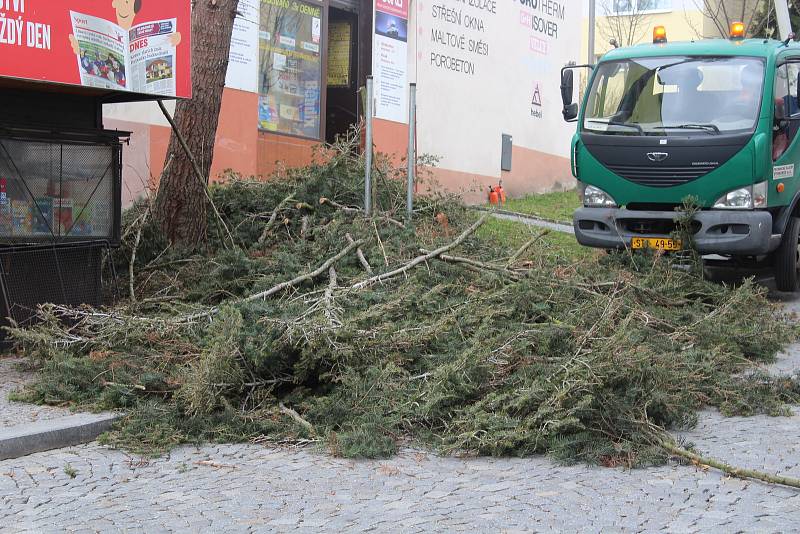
[{"x1": 774, "y1": 216, "x2": 800, "y2": 292}]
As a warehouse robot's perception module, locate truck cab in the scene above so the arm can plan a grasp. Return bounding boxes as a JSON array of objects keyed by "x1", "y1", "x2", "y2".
[{"x1": 561, "y1": 25, "x2": 800, "y2": 291}]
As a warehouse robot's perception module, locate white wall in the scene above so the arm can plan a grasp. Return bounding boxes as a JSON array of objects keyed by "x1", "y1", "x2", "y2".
[{"x1": 413, "y1": 0, "x2": 584, "y2": 177}]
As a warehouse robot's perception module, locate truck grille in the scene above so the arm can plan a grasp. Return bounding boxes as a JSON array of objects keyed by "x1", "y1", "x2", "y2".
[{"x1": 607, "y1": 163, "x2": 718, "y2": 188}]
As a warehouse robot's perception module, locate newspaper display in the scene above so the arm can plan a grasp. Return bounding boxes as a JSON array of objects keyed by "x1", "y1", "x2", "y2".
[{"x1": 70, "y1": 11, "x2": 178, "y2": 96}]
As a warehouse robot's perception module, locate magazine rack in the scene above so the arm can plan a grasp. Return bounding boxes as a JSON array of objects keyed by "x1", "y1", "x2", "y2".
[
  {"x1": 0, "y1": 127, "x2": 123, "y2": 343},
  {"x1": 0, "y1": 129, "x2": 122, "y2": 245}
]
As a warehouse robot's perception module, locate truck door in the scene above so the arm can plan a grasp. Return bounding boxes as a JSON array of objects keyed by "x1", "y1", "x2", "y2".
[{"x1": 772, "y1": 58, "x2": 800, "y2": 205}]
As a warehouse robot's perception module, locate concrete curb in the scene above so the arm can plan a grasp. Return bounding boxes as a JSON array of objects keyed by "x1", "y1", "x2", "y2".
[
  {"x1": 0, "y1": 412, "x2": 120, "y2": 461},
  {"x1": 488, "y1": 212, "x2": 575, "y2": 235},
  {"x1": 471, "y1": 206, "x2": 575, "y2": 234}
]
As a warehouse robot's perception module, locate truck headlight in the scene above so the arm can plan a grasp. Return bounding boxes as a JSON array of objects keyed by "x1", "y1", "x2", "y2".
[
  {"x1": 582, "y1": 184, "x2": 617, "y2": 208},
  {"x1": 713, "y1": 182, "x2": 767, "y2": 209}
]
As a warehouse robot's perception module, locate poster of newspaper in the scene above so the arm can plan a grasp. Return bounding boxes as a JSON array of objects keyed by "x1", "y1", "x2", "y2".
[
  {"x1": 71, "y1": 12, "x2": 178, "y2": 96},
  {"x1": 372, "y1": 0, "x2": 408, "y2": 123},
  {"x1": 0, "y1": 1, "x2": 191, "y2": 98}
]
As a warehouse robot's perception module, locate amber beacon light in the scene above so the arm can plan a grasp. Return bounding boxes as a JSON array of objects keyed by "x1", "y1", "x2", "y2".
[
  {"x1": 730, "y1": 21, "x2": 745, "y2": 39},
  {"x1": 653, "y1": 26, "x2": 667, "y2": 44}
]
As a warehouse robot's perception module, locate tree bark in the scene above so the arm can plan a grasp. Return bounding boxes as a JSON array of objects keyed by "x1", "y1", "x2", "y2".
[{"x1": 154, "y1": 0, "x2": 240, "y2": 247}]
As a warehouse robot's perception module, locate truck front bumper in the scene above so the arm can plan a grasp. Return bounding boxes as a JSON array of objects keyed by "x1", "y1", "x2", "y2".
[{"x1": 573, "y1": 207, "x2": 780, "y2": 256}]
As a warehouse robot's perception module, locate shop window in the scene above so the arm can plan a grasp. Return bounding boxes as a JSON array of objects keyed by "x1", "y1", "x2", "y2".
[
  {"x1": 258, "y1": 0, "x2": 323, "y2": 139},
  {"x1": 0, "y1": 138, "x2": 117, "y2": 243},
  {"x1": 606, "y1": 0, "x2": 671, "y2": 15}
]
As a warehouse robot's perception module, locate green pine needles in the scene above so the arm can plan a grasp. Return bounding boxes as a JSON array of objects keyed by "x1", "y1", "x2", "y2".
[{"x1": 8, "y1": 139, "x2": 800, "y2": 465}]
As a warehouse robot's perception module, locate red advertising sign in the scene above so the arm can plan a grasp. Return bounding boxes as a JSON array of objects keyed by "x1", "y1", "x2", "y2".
[
  {"x1": 376, "y1": 0, "x2": 408, "y2": 19},
  {"x1": 0, "y1": 0, "x2": 192, "y2": 98}
]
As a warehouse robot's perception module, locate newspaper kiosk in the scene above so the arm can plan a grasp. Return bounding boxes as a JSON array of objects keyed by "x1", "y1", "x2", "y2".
[{"x1": 0, "y1": 0, "x2": 191, "y2": 332}]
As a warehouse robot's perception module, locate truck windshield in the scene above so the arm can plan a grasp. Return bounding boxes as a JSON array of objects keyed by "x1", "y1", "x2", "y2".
[{"x1": 583, "y1": 56, "x2": 764, "y2": 136}]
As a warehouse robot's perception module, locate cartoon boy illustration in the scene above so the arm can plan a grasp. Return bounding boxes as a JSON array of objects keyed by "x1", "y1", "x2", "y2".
[{"x1": 68, "y1": 0, "x2": 182, "y2": 56}]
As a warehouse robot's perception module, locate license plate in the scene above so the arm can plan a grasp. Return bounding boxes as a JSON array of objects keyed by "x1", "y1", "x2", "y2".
[{"x1": 631, "y1": 237, "x2": 682, "y2": 251}]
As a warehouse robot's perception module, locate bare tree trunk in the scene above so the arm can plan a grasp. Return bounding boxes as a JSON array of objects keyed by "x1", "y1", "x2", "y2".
[
  {"x1": 154, "y1": 0, "x2": 240, "y2": 247},
  {"x1": 596, "y1": 0, "x2": 650, "y2": 49}
]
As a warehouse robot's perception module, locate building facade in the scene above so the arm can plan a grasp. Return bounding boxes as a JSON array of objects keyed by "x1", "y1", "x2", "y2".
[
  {"x1": 583, "y1": 0, "x2": 758, "y2": 64},
  {"x1": 107, "y1": 0, "x2": 584, "y2": 206}
]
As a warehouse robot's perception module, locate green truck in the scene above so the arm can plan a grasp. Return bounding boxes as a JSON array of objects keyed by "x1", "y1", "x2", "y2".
[{"x1": 560, "y1": 26, "x2": 800, "y2": 291}]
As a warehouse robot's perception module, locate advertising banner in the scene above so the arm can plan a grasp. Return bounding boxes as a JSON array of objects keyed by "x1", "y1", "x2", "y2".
[
  {"x1": 416, "y1": 0, "x2": 581, "y2": 175},
  {"x1": 0, "y1": 0, "x2": 192, "y2": 98},
  {"x1": 373, "y1": 0, "x2": 408, "y2": 123},
  {"x1": 327, "y1": 21, "x2": 352, "y2": 88},
  {"x1": 226, "y1": 0, "x2": 259, "y2": 93},
  {"x1": 257, "y1": 0, "x2": 323, "y2": 138}
]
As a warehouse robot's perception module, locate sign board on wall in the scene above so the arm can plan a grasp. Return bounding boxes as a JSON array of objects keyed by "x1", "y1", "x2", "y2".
[
  {"x1": 226, "y1": 0, "x2": 260, "y2": 93},
  {"x1": 0, "y1": 0, "x2": 192, "y2": 98},
  {"x1": 416, "y1": 0, "x2": 581, "y2": 176},
  {"x1": 373, "y1": 0, "x2": 408, "y2": 123},
  {"x1": 327, "y1": 21, "x2": 352, "y2": 87}
]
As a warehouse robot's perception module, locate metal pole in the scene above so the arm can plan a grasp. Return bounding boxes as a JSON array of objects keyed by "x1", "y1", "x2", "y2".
[
  {"x1": 587, "y1": 0, "x2": 595, "y2": 64},
  {"x1": 406, "y1": 83, "x2": 416, "y2": 225},
  {"x1": 365, "y1": 76, "x2": 374, "y2": 216},
  {"x1": 775, "y1": 0, "x2": 793, "y2": 40}
]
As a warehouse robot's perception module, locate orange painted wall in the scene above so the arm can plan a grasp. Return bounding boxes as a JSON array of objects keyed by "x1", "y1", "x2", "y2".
[
  {"x1": 213, "y1": 89, "x2": 259, "y2": 178},
  {"x1": 147, "y1": 88, "x2": 260, "y2": 188},
  {"x1": 374, "y1": 119, "x2": 409, "y2": 163},
  {"x1": 256, "y1": 132, "x2": 318, "y2": 178},
  {"x1": 120, "y1": 92, "x2": 573, "y2": 208}
]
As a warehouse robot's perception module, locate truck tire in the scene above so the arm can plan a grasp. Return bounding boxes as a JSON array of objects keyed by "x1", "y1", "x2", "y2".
[{"x1": 774, "y1": 216, "x2": 800, "y2": 292}]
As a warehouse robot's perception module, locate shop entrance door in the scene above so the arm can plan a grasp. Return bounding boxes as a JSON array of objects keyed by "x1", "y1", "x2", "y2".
[{"x1": 325, "y1": 7, "x2": 359, "y2": 144}]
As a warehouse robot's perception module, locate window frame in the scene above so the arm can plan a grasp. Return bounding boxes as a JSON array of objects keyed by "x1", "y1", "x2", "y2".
[
  {"x1": 604, "y1": 0, "x2": 672, "y2": 16},
  {"x1": 257, "y1": 0, "x2": 328, "y2": 141}
]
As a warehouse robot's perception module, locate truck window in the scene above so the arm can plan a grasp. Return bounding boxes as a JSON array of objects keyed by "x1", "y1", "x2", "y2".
[
  {"x1": 583, "y1": 56, "x2": 764, "y2": 136},
  {"x1": 773, "y1": 62, "x2": 800, "y2": 160},
  {"x1": 587, "y1": 63, "x2": 630, "y2": 118}
]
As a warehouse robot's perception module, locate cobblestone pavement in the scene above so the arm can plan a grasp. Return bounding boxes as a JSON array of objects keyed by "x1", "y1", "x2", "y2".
[
  {"x1": 0, "y1": 357, "x2": 70, "y2": 428},
  {"x1": 1, "y1": 294, "x2": 799, "y2": 532}
]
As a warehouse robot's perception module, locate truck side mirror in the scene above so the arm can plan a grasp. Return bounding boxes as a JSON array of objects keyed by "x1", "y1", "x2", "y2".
[
  {"x1": 561, "y1": 69, "x2": 574, "y2": 107},
  {"x1": 563, "y1": 103, "x2": 578, "y2": 121},
  {"x1": 560, "y1": 63, "x2": 594, "y2": 123}
]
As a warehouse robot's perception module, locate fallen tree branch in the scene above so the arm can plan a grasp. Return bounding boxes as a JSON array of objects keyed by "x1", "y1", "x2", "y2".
[
  {"x1": 319, "y1": 197, "x2": 405, "y2": 228},
  {"x1": 319, "y1": 196, "x2": 360, "y2": 213},
  {"x1": 662, "y1": 441, "x2": 800, "y2": 489},
  {"x1": 129, "y1": 156, "x2": 173, "y2": 303},
  {"x1": 244, "y1": 240, "x2": 363, "y2": 303},
  {"x1": 347, "y1": 233, "x2": 372, "y2": 273},
  {"x1": 420, "y1": 249, "x2": 521, "y2": 280},
  {"x1": 325, "y1": 266, "x2": 338, "y2": 296},
  {"x1": 279, "y1": 402, "x2": 315, "y2": 435},
  {"x1": 102, "y1": 381, "x2": 146, "y2": 391},
  {"x1": 258, "y1": 194, "x2": 296, "y2": 244},
  {"x1": 182, "y1": 238, "x2": 364, "y2": 322},
  {"x1": 374, "y1": 221, "x2": 389, "y2": 266},
  {"x1": 507, "y1": 229, "x2": 550, "y2": 267},
  {"x1": 129, "y1": 208, "x2": 151, "y2": 303},
  {"x1": 352, "y1": 213, "x2": 489, "y2": 289},
  {"x1": 323, "y1": 266, "x2": 340, "y2": 326}
]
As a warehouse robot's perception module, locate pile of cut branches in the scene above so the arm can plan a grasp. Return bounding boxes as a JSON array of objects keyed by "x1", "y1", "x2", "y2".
[{"x1": 8, "y1": 133, "x2": 800, "y2": 467}]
